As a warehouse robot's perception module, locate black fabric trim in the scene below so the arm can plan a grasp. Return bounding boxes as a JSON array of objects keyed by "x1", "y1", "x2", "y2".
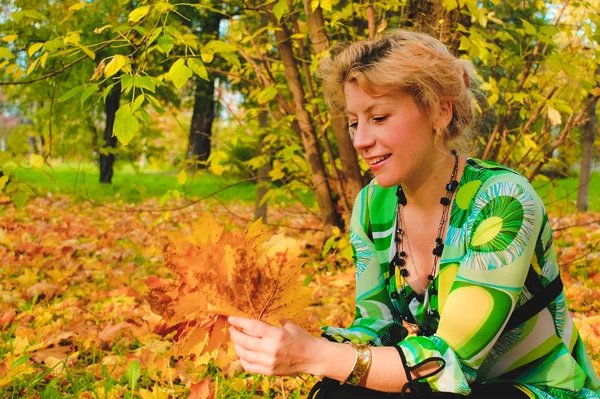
[
  {"x1": 321, "y1": 333, "x2": 339, "y2": 343},
  {"x1": 504, "y1": 277, "x2": 563, "y2": 332},
  {"x1": 393, "y1": 346, "x2": 446, "y2": 398}
]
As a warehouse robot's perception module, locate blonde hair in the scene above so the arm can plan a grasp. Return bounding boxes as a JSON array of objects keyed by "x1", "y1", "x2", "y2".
[{"x1": 318, "y1": 29, "x2": 479, "y2": 155}]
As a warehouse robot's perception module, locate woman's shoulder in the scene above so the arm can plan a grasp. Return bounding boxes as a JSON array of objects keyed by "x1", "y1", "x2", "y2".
[
  {"x1": 461, "y1": 158, "x2": 546, "y2": 218},
  {"x1": 462, "y1": 158, "x2": 538, "y2": 193}
]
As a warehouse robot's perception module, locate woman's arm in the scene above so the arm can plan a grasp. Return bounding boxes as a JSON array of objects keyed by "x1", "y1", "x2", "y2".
[{"x1": 228, "y1": 316, "x2": 437, "y2": 392}]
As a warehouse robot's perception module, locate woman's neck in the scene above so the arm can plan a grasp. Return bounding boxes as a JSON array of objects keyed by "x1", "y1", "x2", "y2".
[{"x1": 401, "y1": 152, "x2": 464, "y2": 212}]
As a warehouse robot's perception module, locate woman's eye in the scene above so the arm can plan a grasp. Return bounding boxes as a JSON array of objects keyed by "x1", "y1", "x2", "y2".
[
  {"x1": 373, "y1": 116, "x2": 388, "y2": 123},
  {"x1": 349, "y1": 123, "x2": 358, "y2": 129}
]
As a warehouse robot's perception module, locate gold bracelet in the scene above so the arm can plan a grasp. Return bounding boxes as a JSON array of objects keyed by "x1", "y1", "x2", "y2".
[
  {"x1": 340, "y1": 342, "x2": 358, "y2": 385},
  {"x1": 340, "y1": 343, "x2": 372, "y2": 386}
]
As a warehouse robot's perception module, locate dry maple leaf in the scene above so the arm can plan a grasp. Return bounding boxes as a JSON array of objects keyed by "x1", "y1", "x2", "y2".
[{"x1": 146, "y1": 214, "x2": 316, "y2": 360}]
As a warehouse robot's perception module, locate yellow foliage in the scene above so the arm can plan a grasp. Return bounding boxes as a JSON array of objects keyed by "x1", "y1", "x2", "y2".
[{"x1": 146, "y1": 214, "x2": 316, "y2": 360}]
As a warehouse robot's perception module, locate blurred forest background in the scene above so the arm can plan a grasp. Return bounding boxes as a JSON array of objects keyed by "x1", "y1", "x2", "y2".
[{"x1": 0, "y1": 0, "x2": 599, "y2": 398}]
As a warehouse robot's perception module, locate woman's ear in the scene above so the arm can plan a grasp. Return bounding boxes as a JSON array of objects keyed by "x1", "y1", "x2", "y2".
[{"x1": 435, "y1": 99, "x2": 453, "y2": 130}]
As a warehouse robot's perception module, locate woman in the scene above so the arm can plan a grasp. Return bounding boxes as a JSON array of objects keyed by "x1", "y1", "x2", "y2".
[{"x1": 227, "y1": 30, "x2": 600, "y2": 398}]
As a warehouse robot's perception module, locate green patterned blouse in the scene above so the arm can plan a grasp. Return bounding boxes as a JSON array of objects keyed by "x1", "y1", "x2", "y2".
[{"x1": 322, "y1": 158, "x2": 600, "y2": 398}]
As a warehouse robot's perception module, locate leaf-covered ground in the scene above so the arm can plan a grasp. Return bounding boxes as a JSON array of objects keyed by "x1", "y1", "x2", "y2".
[{"x1": 0, "y1": 195, "x2": 599, "y2": 398}]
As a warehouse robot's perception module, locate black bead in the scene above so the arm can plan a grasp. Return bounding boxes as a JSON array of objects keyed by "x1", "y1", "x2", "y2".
[
  {"x1": 451, "y1": 148, "x2": 457, "y2": 156},
  {"x1": 396, "y1": 228, "x2": 402, "y2": 235},
  {"x1": 400, "y1": 289, "x2": 406, "y2": 297},
  {"x1": 440, "y1": 197, "x2": 450, "y2": 206},
  {"x1": 421, "y1": 328, "x2": 433, "y2": 337},
  {"x1": 400, "y1": 268, "x2": 409, "y2": 277},
  {"x1": 427, "y1": 274, "x2": 434, "y2": 281},
  {"x1": 396, "y1": 186, "x2": 407, "y2": 205},
  {"x1": 398, "y1": 258, "x2": 406, "y2": 267},
  {"x1": 395, "y1": 235, "x2": 401, "y2": 243},
  {"x1": 391, "y1": 291, "x2": 399, "y2": 299},
  {"x1": 435, "y1": 237, "x2": 443, "y2": 244},
  {"x1": 429, "y1": 310, "x2": 439, "y2": 318},
  {"x1": 433, "y1": 243, "x2": 444, "y2": 256},
  {"x1": 400, "y1": 251, "x2": 406, "y2": 257},
  {"x1": 430, "y1": 288, "x2": 438, "y2": 295}
]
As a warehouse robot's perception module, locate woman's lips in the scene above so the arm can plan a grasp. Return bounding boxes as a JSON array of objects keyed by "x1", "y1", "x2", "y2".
[{"x1": 366, "y1": 154, "x2": 391, "y2": 171}]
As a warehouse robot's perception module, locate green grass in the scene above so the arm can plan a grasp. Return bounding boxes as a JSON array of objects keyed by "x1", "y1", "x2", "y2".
[
  {"x1": 14, "y1": 163, "x2": 600, "y2": 212},
  {"x1": 16, "y1": 162, "x2": 257, "y2": 204},
  {"x1": 532, "y1": 171, "x2": 600, "y2": 213}
]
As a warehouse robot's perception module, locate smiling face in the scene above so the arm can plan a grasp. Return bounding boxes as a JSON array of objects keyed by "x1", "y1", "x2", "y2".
[{"x1": 345, "y1": 78, "x2": 443, "y2": 188}]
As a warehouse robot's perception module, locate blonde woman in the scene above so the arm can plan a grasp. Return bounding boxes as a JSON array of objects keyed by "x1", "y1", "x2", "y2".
[{"x1": 228, "y1": 30, "x2": 600, "y2": 399}]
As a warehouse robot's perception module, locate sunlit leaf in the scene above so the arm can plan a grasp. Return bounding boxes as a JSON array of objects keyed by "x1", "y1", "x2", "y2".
[
  {"x1": 29, "y1": 154, "x2": 44, "y2": 169},
  {"x1": 187, "y1": 58, "x2": 208, "y2": 81},
  {"x1": 273, "y1": 0, "x2": 289, "y2": 22},
  {"x1": 520, "y1": 19, "x2": 536, "y2": 35},
  {"x1": 0, "y1": 47, "x2": 14, "y2": 59},
  {"x1": 169, "y1": 59, "x2": 192, "y2": 89},
  {"x1": 113, "y1": 104, "x2": 140, "y2": 146},
  {"x1": 129, "y1": 6, "x2": 151, "y2": 22},
  {"x1": 131, "y1": 94, "x2": 145, "y2": 112},
  {"x1": 155, "y1": 2, "x2": 174, "y2": 13},
  {"x1": 80, "y1": 84, "x2": 98, "y2": 106},
  {"x1": 26, "y1": 59, "x2": 39, "y2": 76},
  {"x1": 104, "y1": 55, "x2": 129, "y2": 78},
  {"x1": 56, "y1": 86, "x2": 83, "y2": 103},
  {"x1": 28, "y1": 42, "x2": 43, "y2": 57},
  {"x1": 157, "y1": 35, "x2": 176, "y2": 56},
  {"x1": 79, "y1": 45, "x2": 95, "y2": 60},
  {"x1": 69, "y1": 3, "x2": 87, "y2": 11}
]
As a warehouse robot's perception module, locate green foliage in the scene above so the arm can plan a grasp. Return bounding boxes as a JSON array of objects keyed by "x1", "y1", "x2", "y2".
[{"x1": 0, "y1": 0, "x2": 598, "y2": 216}]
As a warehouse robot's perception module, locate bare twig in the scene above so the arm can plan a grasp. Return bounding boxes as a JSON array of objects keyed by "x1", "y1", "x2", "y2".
[
  {"x1": 0, "y1": 41, "x2": 112, "y2": 86},
  {"x1": 553, "y1": 219, "x2": 600, "y2": 232}
]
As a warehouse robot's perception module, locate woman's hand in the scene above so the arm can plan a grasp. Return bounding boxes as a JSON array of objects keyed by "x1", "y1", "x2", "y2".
[{"x1": 228, "y1": 316, "x2": 324, "y2": 376}]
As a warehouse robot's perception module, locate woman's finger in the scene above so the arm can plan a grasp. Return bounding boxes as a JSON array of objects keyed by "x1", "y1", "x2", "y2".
[
  {"x1": 229, "y1": 326, "x2": 263, "y2": 351},
  {"x1": 228, "y1": 316, "x2": 274, "y2": 338},
  {"x1": 232, "y1": 343, "x2": 274, "y2": 366}
]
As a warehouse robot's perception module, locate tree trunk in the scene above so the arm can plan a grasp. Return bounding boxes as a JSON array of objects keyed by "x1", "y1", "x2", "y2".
[
  {"x1": 405, "y1": 0, "x2": 470, "y2": 52},
  {"x1": 254, "y1": 110, "x2": 271, "y2": 222},
  {"x1": 304, "y1": 0, "x2": 366, "y2": 202},
  {"x1": 187, "y1": 76, "x2": 217, "y2": 167},
  {"x1": 99, "y1": 82, "x2": 121, "y2": 183},
  {"x1": 187, "y1": 13, "x2": 221, "y2": 168},
  {"x1": 267, "y1": 8, "x2": 341, "y2": 230},
  {"x1": 577, "y1": 91, "x2": 598, "y2": 211}
]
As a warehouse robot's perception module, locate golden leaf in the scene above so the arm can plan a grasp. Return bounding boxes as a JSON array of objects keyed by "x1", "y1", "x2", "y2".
[{"x1": 145, "y1": 213, "x2": 316, "y2": 359}]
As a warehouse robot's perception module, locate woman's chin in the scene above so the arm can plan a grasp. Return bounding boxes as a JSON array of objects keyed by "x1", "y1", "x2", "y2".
[{"x1": 373, "y1": 175, "x2": 399, "y2": 188}]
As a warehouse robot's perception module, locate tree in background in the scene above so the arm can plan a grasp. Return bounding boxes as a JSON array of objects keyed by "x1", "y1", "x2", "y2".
[{"x1": 0, "y1": 0, "x2": 598, "y2": 227}]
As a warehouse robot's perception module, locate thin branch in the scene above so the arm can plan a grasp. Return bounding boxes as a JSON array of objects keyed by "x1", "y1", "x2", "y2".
[
  {"x1": 553, "y1": 219, "x2": 600, "y2": 232},
  {"x1": 528, "y1": 93, "x2": 600, "y2": 180},
  {"x1": 214, "y1": 196, "x2": 322, "y2": 231},
  {"x1": 559, "y1": 243, "x2": 600, "y2": 267},
  {"x1": 0, "y1": 41, "x2": 112, "y2": 86},
  {"x1": 88, "y1": 176, "x2": 264, "y2": 213}
]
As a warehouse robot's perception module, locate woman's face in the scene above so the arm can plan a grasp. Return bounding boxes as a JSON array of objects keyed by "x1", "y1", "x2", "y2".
[{"x1": 344, "y1": 79, "x2": 439, "y2": 188}]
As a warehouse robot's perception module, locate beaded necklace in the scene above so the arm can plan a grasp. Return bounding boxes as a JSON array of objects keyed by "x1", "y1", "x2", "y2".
[{"x1": 389, "y1": 149, "x2": 459, "y2": 302}]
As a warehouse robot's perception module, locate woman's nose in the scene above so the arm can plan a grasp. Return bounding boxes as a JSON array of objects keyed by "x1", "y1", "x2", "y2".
[{"x1": 352, "y1": 125, "x2": 375, "y2": 151}]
